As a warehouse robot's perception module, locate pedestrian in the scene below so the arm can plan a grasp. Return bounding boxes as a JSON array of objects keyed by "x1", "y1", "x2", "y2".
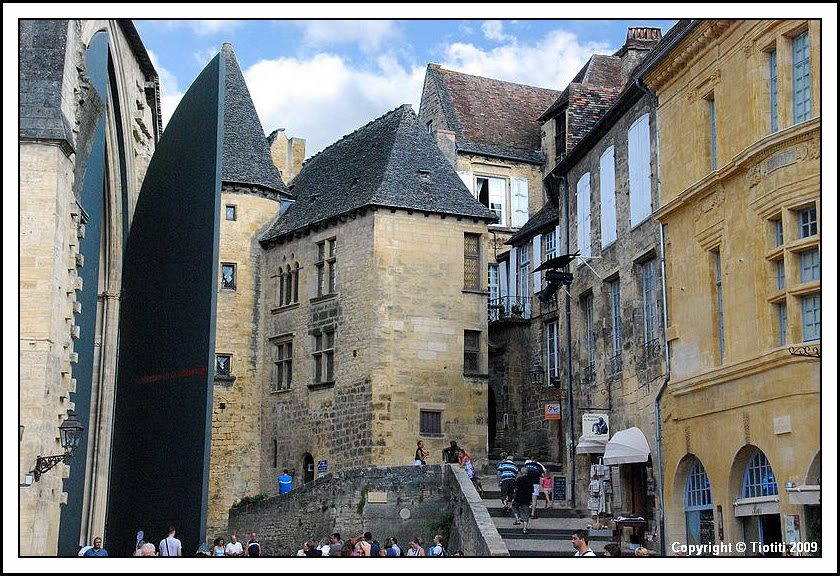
[
  {"x1": 428, "y1": 534, "x2": 446, "y2": 556},
  {"x1": 443, "y1": 440, "x2": 460, "y2": 464},
  {"x1": 383, "y1": 536, "x2": 401, "y2": 556},
  {"x1": 458, "y1": 448, "x2": 484, "y2": 496},
  {"x1": 571, "y1": 529, "x2": 596, "y2": 556},
  {"x1": 83, "y1": 536, "x2": 108, "y2": 556},
  {"x1": 406, "y1": 538, "x2": 425, "y2": 556},
  {"x1": 452, "y1": 550, "x2": 464, "y2": 556},
  {"x1": 350, "y1": 532, "x2": 377, "y2": 556},
  {"x1": 213, "y1": 537, "x2": 226, "y2": 557},
  {"x1": 278, "y1": 468, "x2": 293, "y2": 494},
  {"x1": 512, "y1": 467, "x2": 534, "y2": 534},
  {"x1": 496, "y1": 453, "x2": 518, "y2": 511},
  {"x1": 133, "y1": 540, "x2": 145, "y2": 557},
  {"x1": 225, "y1": 534, "x2": 243, "y2": 556},
  {"x1": 328, "y1": 532, "x2": 343, "y2": 556},
  {"x1": 603, "y1": 542, "x2": 621, "y2": 556},
  {"x1": 524, "y1": 454, "x2": 546, "y2": 519},
  {"x1": 304, "y1": 540, "x2": 321, "y2": 557},
  {"x1": 139, "y1": 542, "x2": 158, "y2": 556},
  {"x1": 159, "y1": 526, "x2": 182, "y2": 557},
  {"x1": 246, "y1": 532, "x2": 261, "y2": 557},
  {"x1": 414, "y1": 439, "x2": 428, "y2": 466},
  {"x1": 635, "y1": 546, "x2": 649, "y2": 557},
  {"x1": 541, "y1": 471, "x2": 553, "y2": 509}
]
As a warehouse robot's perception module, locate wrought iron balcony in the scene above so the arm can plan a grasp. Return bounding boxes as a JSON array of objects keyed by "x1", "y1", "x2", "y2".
[
  {"x1": 608, "y1": 352, "x2": 623, "y2": 375},
  {"x1": 582, "y1": 362, "x2": 596, "y2": 386},
  {"x1": 642, "y1": 338, "x2": 661, "y2": 363},
  {"x1": 489, "y1": 296, "x2": 532, "y2": 323}
]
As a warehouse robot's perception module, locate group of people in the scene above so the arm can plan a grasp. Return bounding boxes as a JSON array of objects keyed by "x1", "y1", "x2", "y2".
[
  {"x1": 496, "y1": 452, "x2": 552, "y2": 534},
  {"x1": 296, "y1": 532, "x2": 454, "y2": 557},
  {"x1": 208, "y1": 532, "x2": 262, "y2": 557},
  {"x1": 441, "y1": 440, "x2": 484, "y2": 496}
]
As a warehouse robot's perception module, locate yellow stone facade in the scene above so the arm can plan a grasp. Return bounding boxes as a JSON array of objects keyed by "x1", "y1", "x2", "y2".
[
  {"x1": 646, "y1": 20, "x2": 821, "y2": 555},
  {"x1": 207, "y1": 188, "x2": 285, "y2": 537},
  {"x1": 261, "y1": 209, "x2": 490, "y2": 493}
]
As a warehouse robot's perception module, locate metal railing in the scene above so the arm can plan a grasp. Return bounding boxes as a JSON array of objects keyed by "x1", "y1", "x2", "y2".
[
  {"x1": 608, "y1": 352, "x2": 623, "y2": 376},
  {"x1": 642, "y1": 338, "x2": 661, "y2": 363},
  {"x1": 488, "y1": 296, "x2": 532, "y2": 323},
  {"x1": 582, "y1": 362, "x2": 596, "y2": 386}
]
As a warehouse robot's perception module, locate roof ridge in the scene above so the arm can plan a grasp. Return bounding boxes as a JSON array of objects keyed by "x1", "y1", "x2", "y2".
[
  {"x1": 434, "y1": 65, "x2": 561, "y2": 93},
  {"x1": 300, "y1": 104, "x2": 412, "y2": 169}
]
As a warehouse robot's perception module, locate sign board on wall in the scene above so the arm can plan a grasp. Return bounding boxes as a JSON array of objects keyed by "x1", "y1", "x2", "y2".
[
  {"x1": 318, "y1": 460, "x2": 327, "y2": 478},
  {"x1": 582, "y1": 413, "x2": 610, "y2": 439},
  {"x1": 553, "y1": 475, "x2": 567, "y2": 501},
  {"x1": 545, "y1": 404, "x2": 563, "y2": 420}
]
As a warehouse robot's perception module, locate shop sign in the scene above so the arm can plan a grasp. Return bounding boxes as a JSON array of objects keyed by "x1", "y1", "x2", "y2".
[
  {"x1": 582, "y1": 413, "x2": 610, "y2": 439},
  {"x1": 544, "y1": 403, "x2": 563, "y2": 420}
]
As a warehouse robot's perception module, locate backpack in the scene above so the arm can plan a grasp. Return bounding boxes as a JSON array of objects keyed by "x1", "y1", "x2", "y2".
[{"x1": 370, "y1": 540, "x2": 381, "y2": 557}]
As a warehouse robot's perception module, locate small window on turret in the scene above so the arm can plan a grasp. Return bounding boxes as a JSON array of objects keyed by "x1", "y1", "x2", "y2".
[{"x1": 226, "y1": 205, "x2": 236, "y2": 221}]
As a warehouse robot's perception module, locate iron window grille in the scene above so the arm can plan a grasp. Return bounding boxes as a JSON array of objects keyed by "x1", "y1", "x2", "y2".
[
  {"x1": 464, "y1": 234, "x2": 480, "y2": 290},
  {"x1": 464, "y1": 330, "x2": 481, "y2": 374},
  {"x1": 742, "y1": 451, "x2": 778, "y2": 498},
  {"x1": 420, "y1": 410, "x2": 442, "y2": 436}
]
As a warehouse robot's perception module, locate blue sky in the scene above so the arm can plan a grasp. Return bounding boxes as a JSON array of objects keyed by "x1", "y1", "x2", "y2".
[{"x1": 136, "y1": 19, "x2": 675, "y2": 158}]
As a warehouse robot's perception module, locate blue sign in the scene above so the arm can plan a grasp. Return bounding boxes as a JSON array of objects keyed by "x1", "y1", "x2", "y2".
[{"x1": 318, "y1": 460, "x2": 328, "y2": 473}]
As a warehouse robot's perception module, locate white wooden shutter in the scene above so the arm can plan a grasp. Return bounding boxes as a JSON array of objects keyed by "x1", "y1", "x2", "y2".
[
  {"x1": 489, "y1": 177, "x2": 506, "y2": 225},
  {"x1": 600, "y1": 146, "x2": 617, "y2": 247},
  {"x1": 458, "y1": 171, "x2": 475, "y2": 198},
  {"x1": 509, "y1": 248, "x2": 517, "y2": 299},
  {"x1": 577, "y1": 173, "x2": 591, "y2": 259},
  {"x1": 500, "y1": 261, "x2": 508, "y2": 299},
  {"x1": 555, "y1": 225, "x2": 561, "y2": 257},
  {"x1": 628, "y1": 114, "x2": 652, "y2": 227},
  {"x1": 511, "y1": 177, "x2": 529, "y2": 228},
  {"x1": 533, "y1": 234, "x2": 542, "y2": 289}
]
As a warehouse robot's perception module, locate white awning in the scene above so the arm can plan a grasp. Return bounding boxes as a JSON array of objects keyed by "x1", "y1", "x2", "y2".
[
  {"x1": 602, "y1": 427, "x2": 651, "y2": 465},
  {"x1": 787, "y1": 485, "x2": 820, "y2": 506},
  {"x1": 576, "y1": 436, "x2": 607, "y2": 454}
]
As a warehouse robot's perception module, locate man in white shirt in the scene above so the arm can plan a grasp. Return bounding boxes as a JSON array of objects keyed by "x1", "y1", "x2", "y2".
[
  {"x1": 159, "y1": 526, "x2": 182, "y2": 557},
  {"x1": 571, "y1": 530, "x2": 596, "y2": 556},
  {"x1": 225, "y1": 534, "x2": 244, "y2": 556}
]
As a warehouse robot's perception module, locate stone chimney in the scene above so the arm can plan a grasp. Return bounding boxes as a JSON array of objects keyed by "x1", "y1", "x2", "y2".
[
  {"x1": 268, "y1": 128, "x2": 307, "y2": 183},
  {"x1": 617, "y1": 26, "x2": 662, "y2": 86},
  {"x1": 434, "y1": 129, "x2": 457, "y2": 168}
]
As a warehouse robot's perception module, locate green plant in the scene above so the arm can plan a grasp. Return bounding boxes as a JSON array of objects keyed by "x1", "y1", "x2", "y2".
[
  {"x1": 357, "y1": 483, "x2": 370, "y2": 515},
  {"x1": 425, "y1": 510, "x2": 454, "y2": 548},
  {"x1": 807, "y1": 508, "x2": 821, "y2": 553}
]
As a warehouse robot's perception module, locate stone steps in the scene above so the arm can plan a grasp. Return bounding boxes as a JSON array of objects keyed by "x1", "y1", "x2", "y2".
[{"x1": 497, "y1": 528, "x2": 613, "y2": 540}]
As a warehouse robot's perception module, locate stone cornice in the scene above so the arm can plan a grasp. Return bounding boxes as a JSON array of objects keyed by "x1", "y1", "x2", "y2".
[
  {"x1": 670, "y1": 346, "x2": 820, "y2": 397},
  {"x1": 654, "y1": 118, "x2": 820, "y2": 221},
  {"x1": 645, "y1": 20, "x2": 738, "y2": 92}
]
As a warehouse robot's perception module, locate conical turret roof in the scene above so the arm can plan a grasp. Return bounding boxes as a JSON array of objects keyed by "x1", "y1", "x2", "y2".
[{"x1": 221, "y1": 43, "x2": 290, "y2": 196}]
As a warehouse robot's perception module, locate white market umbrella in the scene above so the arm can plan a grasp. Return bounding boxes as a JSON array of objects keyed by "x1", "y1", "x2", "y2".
[{"x1": 602, "y1": 427, "x2": 651, "y2": 465}]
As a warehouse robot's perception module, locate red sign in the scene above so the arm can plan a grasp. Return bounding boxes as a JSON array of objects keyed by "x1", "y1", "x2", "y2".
[{"x1": 545, "y1": 404, "x2": 563, "y2": 420}]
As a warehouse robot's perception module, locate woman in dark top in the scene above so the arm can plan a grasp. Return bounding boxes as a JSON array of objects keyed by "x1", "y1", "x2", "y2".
[{"x1": 414, "y1": 439, "x2": 428, "y2": 465}]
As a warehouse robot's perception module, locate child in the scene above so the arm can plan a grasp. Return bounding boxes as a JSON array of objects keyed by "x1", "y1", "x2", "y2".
[
  {"x1": 541, "y1": 473, "x2": 553, "y2": 508},
  {"x1": 458, "y1": 449, "x2": 484, "y2": 496}
]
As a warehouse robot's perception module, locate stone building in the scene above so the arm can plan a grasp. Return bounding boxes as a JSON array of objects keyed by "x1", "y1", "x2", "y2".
[
  {"x1": 642, "y1": 19, "x2": 821, "y2": 555},
  {"x1": 268, "y1": 127, "x2": 306, "y2": 183},
  {"x1": 539, "y1": 26, "x2": 667, "y2": 543},
  {"x1": 257, "y1": 104, "x2": 497, "y2": 492},
  {"x1": 19, "y1": 20, "x2": 159, "y2": 556},
  {"x1": 206, "y1": 44, "x2": 294, "y2": 538}
]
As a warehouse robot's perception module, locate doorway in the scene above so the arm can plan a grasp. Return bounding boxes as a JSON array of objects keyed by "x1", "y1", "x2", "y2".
[
  {"x1": 488, "y1": 387, "x2": 497, "y2": 455},
  {"x1": 304, "y1": 453, "x2": 314, "y2": 484}
]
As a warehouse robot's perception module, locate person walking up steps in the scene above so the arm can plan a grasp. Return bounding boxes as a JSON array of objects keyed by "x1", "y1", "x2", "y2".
[
  {"x1": 512, "y1": 467, "x2": 534, "y2": 534},
  {"x1": 496, "y1": 453, "x2": 518, "y2": 511}
]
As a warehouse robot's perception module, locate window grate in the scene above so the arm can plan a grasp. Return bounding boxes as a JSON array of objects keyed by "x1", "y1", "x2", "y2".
[
  {"x1": 685, "y1": 460, "x2": 713, "y2": 510},
  {"x1": 464, "y1": 330, "x2": 480, "y2": 374},
  {"x1": 420, "y1": 410, "x2": 441, "y2": 435},
  {"x1": 464, "y1": 234, "x2": 480, "y2": 289},
  {"x1": 742, "y1": 451, "x2": 778, "y2": 498}
]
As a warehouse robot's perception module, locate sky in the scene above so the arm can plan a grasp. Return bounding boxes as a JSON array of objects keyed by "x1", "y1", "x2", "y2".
[{"x1": 135, "y1": 19, "x2": 677, "y2": 159}]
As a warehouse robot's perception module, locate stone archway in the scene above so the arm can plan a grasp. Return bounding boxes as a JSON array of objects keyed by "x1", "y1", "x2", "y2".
[
  {"x1": 303, "y1": 453, "x2": 315, "y2": 484},
  {"x1": 729, "y1": 445, "x2": 783, "y2": 556}
]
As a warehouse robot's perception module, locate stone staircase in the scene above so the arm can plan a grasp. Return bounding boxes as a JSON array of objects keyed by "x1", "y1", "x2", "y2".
[{"x1": 478, "y1": 473, "x2": 610, "y2": 557}]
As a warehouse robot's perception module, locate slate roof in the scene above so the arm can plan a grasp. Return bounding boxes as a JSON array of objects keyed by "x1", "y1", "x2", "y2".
[
  {"x1": 221, "y1": 44, "x2": 290, "y2": 196},
  {"x1": 537, "y1": 55, "x2": 623, "y2": 123},
  {"x1": 260, "y1": 105, "x2": 497, "y2": 242},
  {"x1": 507, "y1": 202, "x2": 559, "y2": 246},
  {"x1": 424, "y1": 65, "x2": 561, "y2": 165}
]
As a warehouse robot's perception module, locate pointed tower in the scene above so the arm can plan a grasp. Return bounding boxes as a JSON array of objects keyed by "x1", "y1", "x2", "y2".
[{"x1": 206, "y1": 43, "x2": 293, "y2": 537}]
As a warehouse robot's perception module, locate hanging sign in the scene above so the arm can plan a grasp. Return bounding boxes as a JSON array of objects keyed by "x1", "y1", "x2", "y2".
[
  {"x1": 582, "y1": 413, "x2": 610, "y2": 439},
  {"x1": 545, "y1": 403, "x2": 563, "y2": 420}
]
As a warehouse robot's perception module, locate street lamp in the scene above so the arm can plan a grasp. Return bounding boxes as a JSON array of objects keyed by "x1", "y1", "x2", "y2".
[
  {"x1": 32, "y1": 410, "x2": 84, "y2": 482},
  {"x1": 530, "y1": 360, "x2": 544, "y2": 386}
]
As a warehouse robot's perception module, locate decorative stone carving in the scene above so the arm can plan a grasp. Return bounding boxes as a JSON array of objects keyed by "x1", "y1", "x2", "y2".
[
  {"x1": 742, "y1": 411, "x2": 751, "y2": 445},
  {"x1": 685, "y1": 426, "x2": 691, "y2": 454}
]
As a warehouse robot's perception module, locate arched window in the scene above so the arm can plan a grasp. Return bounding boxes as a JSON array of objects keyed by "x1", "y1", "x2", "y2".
[
  {"x1": 285, "y1": 265, "x2": 292, "y2": 306},
  {"x1": 684, "y1": 459, "x2": 714, "y2": 549},
  {"x1": 277, "y1": 269, "x2": 284, "y2": 307},
  {"x1": 742, "y1": 450, "x2": 778, "y2": 498},
  {"x1": 293, "y1": 262, "x2": 300, "y2": 303}
]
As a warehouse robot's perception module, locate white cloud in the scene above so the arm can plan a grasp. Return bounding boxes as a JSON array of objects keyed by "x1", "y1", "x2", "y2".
[
  {"x1": 189, "y1": 20, "x2": 244, "y2": 36},
  {"x1": 440, "y1": 28, "x2": 613, "y2": 90},
  {"x1": 244, "y1": 52, "x2": 425, "y2": 157},
  {"x1": 147, "y1": 50, "x2": 184, "y2": 131},
  {"x1": 193, "y1": 47, "x2": 219, "y2": 67},
  {"x1": 295, "y1": 20, "x2": 400, "y2": 53},
  {"x1": 481, "y1": 20, "x2": 510, "y2": 42}
]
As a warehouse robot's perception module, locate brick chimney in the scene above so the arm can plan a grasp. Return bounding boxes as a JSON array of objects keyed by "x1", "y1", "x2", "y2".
[
  {"x1": 268, "y1": 128, "x2": 307, "y2": 183},
  {"x1": 617, "y1": 26, "x2": 663, "y2": 86}
]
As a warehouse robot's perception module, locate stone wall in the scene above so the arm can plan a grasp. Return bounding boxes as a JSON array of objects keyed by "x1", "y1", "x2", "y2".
[
  {"x1": 207, "y1": 186, "x2": 283, "y2": 536},
  {"x1": 227, "y1": 465, "x2": 447, "y2": 556},
  {"x1": 445, "y1": 464, "x2": 509, "y2": 556}
]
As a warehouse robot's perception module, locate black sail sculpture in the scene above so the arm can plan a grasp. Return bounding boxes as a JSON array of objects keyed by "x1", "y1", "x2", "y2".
[{"x1": 105, "y1": 51, "x2": 225, "y2": 557}]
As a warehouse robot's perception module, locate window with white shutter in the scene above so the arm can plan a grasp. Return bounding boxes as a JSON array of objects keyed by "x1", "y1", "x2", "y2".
[
  {"x1": 600, "y1": 146, "x2": 617, "y2": 247},
  {"x1": 628, "y1": 114, "x2": 652, "y2": 227},
  {"x1": 500, "y1": 261, "x2": 508, "y2": 299},
  {"x1": 458, "y1": 171, "x2": 475, "y2": 198},
  {"x1": 533, "y1": 234, "x2": 542, "y2": 289},
  {"x1": 511, "y1": 177, "x2": 529, "y2": 228},
  {"x1": 576, "y1": 173, "x2": 591, "y2": 260},
  {"x1": 489, "y1": 177, "x2": 507, "y2": 226}
]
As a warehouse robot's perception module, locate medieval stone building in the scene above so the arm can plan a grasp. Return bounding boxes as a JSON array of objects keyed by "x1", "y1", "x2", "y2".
[{"x1": 19, "y1": 19, "x2": 160, "y2": 556}]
